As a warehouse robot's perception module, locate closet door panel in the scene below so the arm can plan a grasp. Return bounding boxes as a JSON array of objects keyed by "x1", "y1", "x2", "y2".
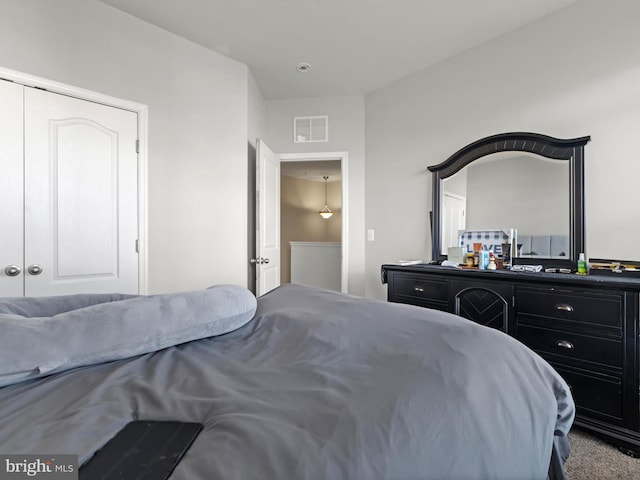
[
  {"x1": 0, "y1": 80, "x2": 24, "y2": 297},
  {"x1": 24, "y1": 88, "x2": 139, "y2": 296},
  {"x1": 55, "y1": 120, "x2": 118, "y2": 277}
]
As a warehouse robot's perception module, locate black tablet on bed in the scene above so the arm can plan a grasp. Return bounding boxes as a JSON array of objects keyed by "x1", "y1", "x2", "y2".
[{"x1": 79, "y1": 421, "x2": 203, "y2": 480}]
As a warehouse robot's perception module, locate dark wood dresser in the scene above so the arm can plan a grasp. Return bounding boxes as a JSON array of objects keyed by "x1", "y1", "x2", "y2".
[{"x1": 381, "y1": 263, "x2": 640, "y2": 455}]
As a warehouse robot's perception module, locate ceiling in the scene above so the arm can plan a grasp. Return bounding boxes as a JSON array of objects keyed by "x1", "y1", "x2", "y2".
[{"x1": 98, "y1": 0, "x2": 579, "y2": 100}]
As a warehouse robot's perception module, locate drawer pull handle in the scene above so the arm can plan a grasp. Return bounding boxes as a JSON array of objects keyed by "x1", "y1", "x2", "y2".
[
  {"x1": 555, "y1": 304, "x2": 574, "y2": 312},
  {"x1": 556, "y1": 340, "x2": 574, "y2": 349},
  {"x1": 414, "y1": 286, "x2": 425, "y2": 292}
]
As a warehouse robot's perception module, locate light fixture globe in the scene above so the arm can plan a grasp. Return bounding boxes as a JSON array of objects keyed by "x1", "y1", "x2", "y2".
[
  {"x1": 319, "y1": 205, "x2": 333, "y2": 219},
  {"x1": 319, "y1": 176, "x2": 333, "y2": 219}
]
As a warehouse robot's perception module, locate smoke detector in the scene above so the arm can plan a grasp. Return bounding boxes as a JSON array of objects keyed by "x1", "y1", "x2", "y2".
[{"x1": 296, "y1": 62, "x2": 312, "y2": 73}]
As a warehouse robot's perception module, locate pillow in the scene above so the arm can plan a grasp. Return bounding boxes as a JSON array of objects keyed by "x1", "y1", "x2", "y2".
[
  {"x1": 0, "y1": 292, "x2": 139, "y2": 317},
  {"x1": 0, "y1": 285, "x2": 257, "y2": 388}
]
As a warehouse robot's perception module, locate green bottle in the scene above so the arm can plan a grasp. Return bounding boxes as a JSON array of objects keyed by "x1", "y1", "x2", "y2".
[{"x1": 577, "y1": 252, "x2": 587, "y2": 275}]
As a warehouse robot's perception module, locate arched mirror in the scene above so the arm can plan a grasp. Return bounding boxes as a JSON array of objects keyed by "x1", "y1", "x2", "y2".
[{"x1": 428, "y1": 132, "x2": 590, "y2": 269}]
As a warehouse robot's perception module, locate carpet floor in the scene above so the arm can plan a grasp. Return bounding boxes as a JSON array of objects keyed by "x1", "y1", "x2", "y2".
[{"x1": 565, "y1": 428, "x2": 640, "y2": 479}]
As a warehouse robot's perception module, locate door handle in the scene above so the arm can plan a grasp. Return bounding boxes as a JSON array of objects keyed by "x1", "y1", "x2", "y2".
[
  {"x1": 555, "y1": 340, "x2": 574, "y2": 349},
  {"x1": 250, "y1": 257, "x2": 270, "y2": 265},
  {"x1": 27, "y1": 264, "x2": 43, "y2": 275},
  {"x1": 4, "y1": 265, "x2": 21, "y2": 277}
]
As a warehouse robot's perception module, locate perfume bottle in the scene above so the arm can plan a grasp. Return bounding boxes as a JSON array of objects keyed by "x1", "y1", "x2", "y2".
[
  {"x1": 577, "y1": 252, "x2": 587, "y2": 275},
  {"x1": 479, "y1": 248, "x2": 490, "y2": 270},
  {"x1": 487, "y1": 251, "x2": 497, "y2": 270}
]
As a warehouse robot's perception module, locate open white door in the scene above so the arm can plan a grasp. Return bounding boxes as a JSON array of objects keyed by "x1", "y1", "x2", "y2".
[{"x1": 254, "y1": 139, "x2": 280, "y2": 296}]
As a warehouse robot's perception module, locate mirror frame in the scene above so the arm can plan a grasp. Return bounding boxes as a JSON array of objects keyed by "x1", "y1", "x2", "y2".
[{"x1": 428, "y1": 132, "x2": 591, "y2": 269}]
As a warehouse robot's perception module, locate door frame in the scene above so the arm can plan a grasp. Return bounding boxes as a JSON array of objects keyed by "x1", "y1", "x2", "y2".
[
  {"x1": 278, "y1": 151, "x2": 349, "y2": 293},
  {"x1": 0, "y1": 66, "x2": 149, "y2": 293}
]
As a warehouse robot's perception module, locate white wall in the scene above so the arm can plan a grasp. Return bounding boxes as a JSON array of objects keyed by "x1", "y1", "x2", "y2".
[
  {"x1": 266, "y1": 96, "x2": 366, "y2": 296},
  {"x1": 248, "y1": 73, "x2": 268, "y2": 150},
  {"x1": 0, "y1": 0, "x2": 249, "y2": 294},
  {"x1": 365, "y1": 0, "x2": 640, "y2": 299}
]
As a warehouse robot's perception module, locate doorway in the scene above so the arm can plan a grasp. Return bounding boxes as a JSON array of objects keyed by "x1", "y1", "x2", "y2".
[
  {"x1": 278, "y1": 152, "x2": 349, "y2": 294},
  {"x1": 281, "y1": 160, "x2": 342, "y2": 291}
]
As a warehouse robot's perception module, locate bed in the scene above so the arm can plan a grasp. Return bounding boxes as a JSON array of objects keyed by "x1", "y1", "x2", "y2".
[{"x1": 0, "y1": 283, "x2": 574, "y2": 479}]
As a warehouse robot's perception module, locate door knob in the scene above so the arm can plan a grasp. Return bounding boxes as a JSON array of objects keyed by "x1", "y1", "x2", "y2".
[
  {"x1": 27, "y1": 264, "x2": 43, "y2": 275},
  {"x1": 4, "y1": 265, "x2": 21, "y2": 277},
  {"x1": 250, "y1": 257, "x2": 270, "y2": 265}
]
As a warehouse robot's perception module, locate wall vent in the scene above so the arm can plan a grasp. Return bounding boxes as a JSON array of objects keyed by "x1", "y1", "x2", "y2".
[{"x1": 293, "y1": 115, "x2": 328, "y2": 143}]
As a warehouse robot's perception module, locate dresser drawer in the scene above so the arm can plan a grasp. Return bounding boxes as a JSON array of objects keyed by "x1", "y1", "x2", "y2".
[
  {"x1": 517, "y1": 324, "x2": 622, "y2": 368},
  {"x1": 553, "y1": 365, "x2": 623, "y2": 421},
  {"x1": 393, "y1": 274, "x2": 448, "y2": 300},
  {"x1": 516, "y1": 287, "x2": 622, "y2": 329},
  {"x1": 389, "y1": 273, "x2": 448, "y2": 306}
]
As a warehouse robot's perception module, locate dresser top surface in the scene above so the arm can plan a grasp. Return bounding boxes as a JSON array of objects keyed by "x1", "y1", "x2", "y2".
[{"x1": 381, "y1": 263, "x2": 640, "y2": 289}]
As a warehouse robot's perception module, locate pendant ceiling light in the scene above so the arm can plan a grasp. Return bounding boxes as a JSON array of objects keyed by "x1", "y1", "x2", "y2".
[{"x1": 319, "y1": 176, "x2": 333, "y2": 219}]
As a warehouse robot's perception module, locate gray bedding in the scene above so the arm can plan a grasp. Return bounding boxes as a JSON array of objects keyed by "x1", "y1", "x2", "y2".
[{"x1": 0, "y1": 284, "x2": 574, "y2": 480}]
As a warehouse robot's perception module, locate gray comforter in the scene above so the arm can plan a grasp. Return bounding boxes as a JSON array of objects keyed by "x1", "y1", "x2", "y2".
[{"x1": 0, "y1": 284, "x2": 574, "y2": 480}]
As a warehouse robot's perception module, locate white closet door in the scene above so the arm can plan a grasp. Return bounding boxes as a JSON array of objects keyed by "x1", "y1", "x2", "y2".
[
  {"x1": 0, "y1": 80, "x2": 25, "y2": 297},
  {"x1": 24, "y1": 88, "x2": 139, "y2": 296}
]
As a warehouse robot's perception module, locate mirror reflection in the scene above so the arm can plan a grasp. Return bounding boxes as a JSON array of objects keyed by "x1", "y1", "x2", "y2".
[{"x1": 440, "y1": 151, "x2": 569, "y2": 259}]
